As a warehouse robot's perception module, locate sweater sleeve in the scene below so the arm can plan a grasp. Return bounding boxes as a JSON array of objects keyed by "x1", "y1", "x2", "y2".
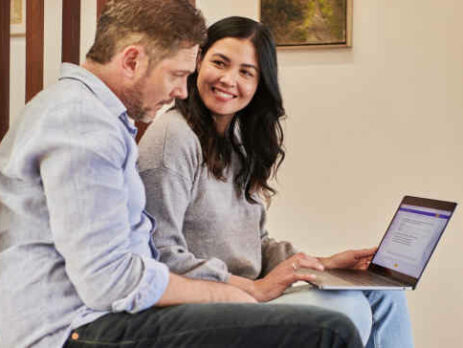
[
  {"x1": 259, "y1": 203, "x2": 298, "y2": 277},
  {"x1": 138, "y1": 112, "x2": 230, "y2": 282}
]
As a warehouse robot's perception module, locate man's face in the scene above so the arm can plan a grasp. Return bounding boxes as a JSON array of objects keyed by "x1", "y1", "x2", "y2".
[{"x1": 123, "y1": 45, "x2": 199, "y2": 123}]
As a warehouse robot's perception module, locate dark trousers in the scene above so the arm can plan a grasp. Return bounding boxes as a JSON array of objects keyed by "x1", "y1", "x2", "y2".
[{"x1": 64, "y1": 303, "x2": 363, "y2": 348}]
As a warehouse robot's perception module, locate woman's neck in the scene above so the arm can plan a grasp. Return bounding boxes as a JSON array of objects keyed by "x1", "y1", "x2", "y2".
[{"x1": 212, "y1": 114, "x2": 234, "y2": 135}]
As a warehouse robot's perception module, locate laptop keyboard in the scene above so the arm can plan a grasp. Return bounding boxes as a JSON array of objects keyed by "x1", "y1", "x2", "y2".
[{"x1": 328, "y1": 269, "x2": 403, "y2": 286}]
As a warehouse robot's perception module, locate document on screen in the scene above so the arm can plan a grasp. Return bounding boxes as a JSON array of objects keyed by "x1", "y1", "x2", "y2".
[{"x1": 372, "y1": 204, "x2": 451, "y2": 278}]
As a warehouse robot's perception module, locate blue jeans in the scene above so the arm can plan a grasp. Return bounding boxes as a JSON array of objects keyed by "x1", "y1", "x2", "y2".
[
  {"x1": 269, "y1": 286, "x2": 414, "y2": 348},
  {"x1": 64, "y1": 302, "x2": 363, "y2": 347}
]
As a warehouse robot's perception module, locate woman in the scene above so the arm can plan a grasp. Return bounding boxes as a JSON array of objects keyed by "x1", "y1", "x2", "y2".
[{"x1": 138, "y1": 16, "x2": 413, "y2": 347}]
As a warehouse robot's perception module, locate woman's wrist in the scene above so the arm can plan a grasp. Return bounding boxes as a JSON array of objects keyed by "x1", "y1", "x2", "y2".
[
  {"x1": 228, "y1": 275, "x2": 268, "y2": 302},
  {"x1": 228, "y1": 275, "x2": 257, "y2": 295},
  {"x1": 317, "y1": 256, "x2": 333, "y2": 269},
  {"x1": 252, "y1": 279, "x2": 271, "y2": 302}
]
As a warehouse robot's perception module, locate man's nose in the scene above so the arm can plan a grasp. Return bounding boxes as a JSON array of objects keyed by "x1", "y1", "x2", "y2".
[{"x1": 173, "y1": 81, "x2": 188, "y2": 100}]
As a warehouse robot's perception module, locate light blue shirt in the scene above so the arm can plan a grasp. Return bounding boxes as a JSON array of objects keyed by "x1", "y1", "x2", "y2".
[{"x1": 0, "y1": 63, "x2": 169, "y2": 348}]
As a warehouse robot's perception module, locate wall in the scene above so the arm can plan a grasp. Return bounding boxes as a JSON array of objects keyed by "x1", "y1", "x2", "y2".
[
  {"x1": 9, "y1": 1, "x2": 463, "y2": 347},
  {"x1": 199, "y1": 1, "x2": 463, "y2": 347}
]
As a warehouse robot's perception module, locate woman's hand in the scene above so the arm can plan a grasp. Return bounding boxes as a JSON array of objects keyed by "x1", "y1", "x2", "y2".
[
  {"x1": 318, "y1": 247, "x2": 377, "y2": 270},
  {"x1": 253, "y1": 253, "x2": 325, "y2": 302},
  {"x1": 229, "y1": 253, "x2": 324, "y2": 302}
]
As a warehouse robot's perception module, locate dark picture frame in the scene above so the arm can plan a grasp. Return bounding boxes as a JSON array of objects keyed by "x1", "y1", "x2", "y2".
[{"x1": 259, "y1": 0, "x2": 352, "y2": 48}]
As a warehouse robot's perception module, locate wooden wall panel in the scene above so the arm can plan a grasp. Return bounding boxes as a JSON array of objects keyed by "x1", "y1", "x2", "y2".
[
  {"x1": 0, "y1": 0, "x2": 197, "y2": 142},
  {"x1": 62, "y1": 0, "x2": 81, "y2": 64},
  {"x1": 26, "y1": 0, "x2": 44, "y2": 102},
  {"x1": 0, "y1": 0, "x2": 10, "y2": 141},
  {"x1": 97, "y1": 0, "x2": 108, "y2": 20}
]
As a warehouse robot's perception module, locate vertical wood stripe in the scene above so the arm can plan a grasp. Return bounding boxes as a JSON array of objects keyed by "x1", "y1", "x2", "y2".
[
  {"x1": 62, "y1": 0, "x2": 81, "y2": 64},
  {"x1": 1, "y1": 0, "x2": 197, "y2": 142},
  {"x1": 97, "y1": 0, "x2": 108, "y2": 20},
  {"x1": 26, "y1": 0, "x2": 44, "y2": 102},
  {"x1": 0, "y1": 0, "x2": 10, "y2": 141}
]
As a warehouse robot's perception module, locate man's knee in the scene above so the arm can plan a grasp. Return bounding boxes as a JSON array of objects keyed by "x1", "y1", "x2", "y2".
[
  {"x1": 164, "y1": 303, "x2": 364, "y2": 347},
  {"x1": 258, "y1": 304, "x2": 364, "y2": 347}
]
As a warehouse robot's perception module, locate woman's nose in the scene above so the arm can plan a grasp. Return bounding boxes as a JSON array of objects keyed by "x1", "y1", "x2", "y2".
[{"x1": 218, "y1": 70, "x2": 237, "y2": 87}]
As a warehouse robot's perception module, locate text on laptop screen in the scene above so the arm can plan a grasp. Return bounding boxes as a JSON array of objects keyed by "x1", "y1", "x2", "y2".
[{"x1": 372, "y1": 204, "x2": 452, "y2": 278}]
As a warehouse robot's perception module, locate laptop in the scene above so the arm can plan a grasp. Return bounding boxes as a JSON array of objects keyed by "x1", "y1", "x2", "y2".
[{"x1": 298, "y1": 196, "x2": 457, "y2": 290}]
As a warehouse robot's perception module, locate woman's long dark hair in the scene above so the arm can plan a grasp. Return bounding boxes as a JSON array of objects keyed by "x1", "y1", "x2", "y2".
[{"x1": 176, "y1": 16, "x2": 285, "y2": 203}]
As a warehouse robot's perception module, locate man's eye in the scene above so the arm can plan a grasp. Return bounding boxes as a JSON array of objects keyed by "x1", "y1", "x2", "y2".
[{"x1": 173, "y1": 72, "x2": 187, "y2": 78}]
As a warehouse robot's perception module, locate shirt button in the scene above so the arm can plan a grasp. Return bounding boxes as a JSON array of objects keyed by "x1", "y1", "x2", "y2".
[{"x1": 71, "y1": 332, "x2": 79, "y2": 340}]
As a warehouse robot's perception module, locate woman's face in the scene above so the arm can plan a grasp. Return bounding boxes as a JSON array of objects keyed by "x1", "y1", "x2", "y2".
[{"x1": 196, "y1": 37, "x2": 260, "y2": 119}]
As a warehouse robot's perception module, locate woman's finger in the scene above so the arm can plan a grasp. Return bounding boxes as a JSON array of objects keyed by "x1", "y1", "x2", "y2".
[
  {"x1": 293, "y1": 254, "x2": 324, "y2": 271},
  {"x1": 294, "y1": 272, "x2": 317, "y2": 283},
  {"x1": 354, "y1": 247, "x2": 378, "y2": 258}
]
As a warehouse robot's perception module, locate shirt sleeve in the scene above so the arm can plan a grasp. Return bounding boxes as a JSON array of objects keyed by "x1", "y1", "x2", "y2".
[
  {"x1": 138, "y1": 114, "x2": 230, "y2": 282},
  {"x1": 38, "y1": 104, "x2": 169, "y2": 313},
  {"x1": 259, "y1": 204, "x2": 298, "y2": 276}
]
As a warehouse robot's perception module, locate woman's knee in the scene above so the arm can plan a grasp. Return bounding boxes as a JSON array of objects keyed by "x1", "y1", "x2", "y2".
[
  {"x1": 329, "y1": 291, "x2": 372, "y2": 345},
  {"x1": 272, "y1": 289, "x2": 372, "y2": 344}
]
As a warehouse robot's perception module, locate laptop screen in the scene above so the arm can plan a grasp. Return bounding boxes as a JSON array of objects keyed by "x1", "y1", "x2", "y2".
[{"x1": 370, "y1": 196, "x2": 456, "y2": 286}]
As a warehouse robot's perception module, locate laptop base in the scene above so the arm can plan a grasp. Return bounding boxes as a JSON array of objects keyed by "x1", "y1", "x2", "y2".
[{"x1": 298, "y1": 268, "x2": 413, "y2": 290}]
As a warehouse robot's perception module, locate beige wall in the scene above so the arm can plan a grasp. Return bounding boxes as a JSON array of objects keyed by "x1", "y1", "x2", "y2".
[
  {"x1": 200, "y1": 1, "x2": 463, "y2": 347},
  {"x1": 9, "y1": 1, "x2": 463, "y2": 347}
]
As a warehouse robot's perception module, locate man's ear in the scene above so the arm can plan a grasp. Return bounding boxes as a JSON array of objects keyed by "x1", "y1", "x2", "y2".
[
  {"x1": 196, "y1": 51, "x2": 203, "y2": 71},
  {"x1": 120, "y1": 45, "x2": 148, "y2": 79}
]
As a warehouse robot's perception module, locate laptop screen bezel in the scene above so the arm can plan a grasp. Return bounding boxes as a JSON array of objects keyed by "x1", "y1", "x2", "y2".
[{"x1": 368, "y1": 196, "x2": 457, "y2": 289}]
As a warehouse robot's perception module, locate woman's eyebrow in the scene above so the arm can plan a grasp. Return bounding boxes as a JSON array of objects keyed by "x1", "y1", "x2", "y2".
[
  {"x1": 211, "y1": 53, "x2": 259, "y2": 72},
  {"x1": 241, "y1": 63, "x2": 259, "y2": 72},
  {"x1": 211, "y1": 53, "x2": 230, "y2": 62}
]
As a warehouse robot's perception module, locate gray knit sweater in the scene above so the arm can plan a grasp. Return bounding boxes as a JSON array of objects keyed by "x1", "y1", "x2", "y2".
[{"x1": 138, "y1": 110, "x2": 297, "y2": 282}]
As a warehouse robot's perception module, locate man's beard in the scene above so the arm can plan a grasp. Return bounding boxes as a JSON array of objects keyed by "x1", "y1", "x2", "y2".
[{"x1": 119, "y1": 78, "x2": 152, "y2": 123}]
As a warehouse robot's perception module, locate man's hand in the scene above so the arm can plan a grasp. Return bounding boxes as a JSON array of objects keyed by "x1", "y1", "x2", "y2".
[
  {"x1": 318, "y1": 247, "x2": 377, "y2": 270},
  {"x1": 229, "y1": 253, "x2": 324, "y2": 302},
  {"x1": 157, "y1": 273, "x2": 257, "y2": 307}
]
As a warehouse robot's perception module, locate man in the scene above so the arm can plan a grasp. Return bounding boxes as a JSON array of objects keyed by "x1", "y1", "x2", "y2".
[{"x1": 0, "y1": 1, "x2": 362, "y2": 347}]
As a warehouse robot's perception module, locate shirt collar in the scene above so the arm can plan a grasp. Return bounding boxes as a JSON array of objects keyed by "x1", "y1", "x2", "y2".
[{"x1": 58, "y1": 63, "x2": 138, "y2": 136}]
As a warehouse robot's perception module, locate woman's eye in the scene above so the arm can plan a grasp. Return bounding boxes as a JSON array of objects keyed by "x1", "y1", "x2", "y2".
[
  {"x1": 241, "y1": 70, "x2": 254, "y2": 78},
  {"x1": 212, "y1": 60, "x2": 225, "y2": 67}
]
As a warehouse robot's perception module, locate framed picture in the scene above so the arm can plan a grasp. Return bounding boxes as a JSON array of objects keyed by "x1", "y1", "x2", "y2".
[
  {"x1": 11, "y1": 0, "x2": 26, "y2": 36},
  {"x1": 259, "y1": 0, "x2": 352, "y2": 48}
]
